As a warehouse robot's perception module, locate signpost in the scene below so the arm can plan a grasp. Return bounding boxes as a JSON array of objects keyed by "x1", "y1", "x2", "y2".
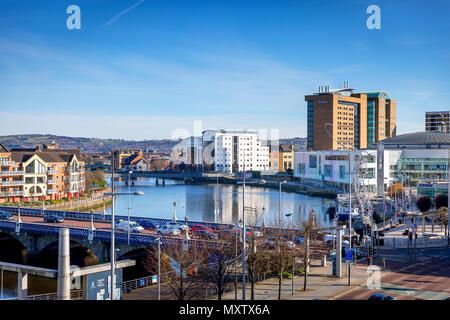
[{"x1": 86, "y1": 269, "x2": 122, "y2": 300}]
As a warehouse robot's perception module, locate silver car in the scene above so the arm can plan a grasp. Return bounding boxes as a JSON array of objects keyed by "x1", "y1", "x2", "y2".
[{"x1": 157, "y1": 224, "x2": 181, "y2": 236}]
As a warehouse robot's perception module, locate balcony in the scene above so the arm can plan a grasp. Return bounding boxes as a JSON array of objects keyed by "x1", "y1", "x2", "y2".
[
  {"x1": 47, "y1": 169, "x2": 58, "y2": 175},
  {"x1": 47, "y1": 189, "x2": 58, "y2": 194},
  {"x1": 0, "y1": 161, "x2": 15, "y2": 166},
  {"x1": 0, "y1": 181, "x2": 25, "y2": 186},
  {"x1": 0, "y1": 191, "x2": 24, "y2": 197},
  {"x1": 0, "y1": 171, "x2": 24, "y2": 176},
  {"x1": 47, "y1": 180, "x2": 58, "y2": 184}
]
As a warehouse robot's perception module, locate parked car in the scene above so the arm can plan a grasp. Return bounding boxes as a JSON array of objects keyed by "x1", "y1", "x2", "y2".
[
  {"x1": 157, "y1": 224, "x2": 181, "y2": 236},
  {"x1": 43, "y1": 214, "x2": 64, "y2": 223},
  {"x1": 192, "y1": 229, "x2": 218, "y2": 240},
  {"x1": 139, "y1": 220, "x2": 159, "y2": 230},
  {"x1": 0, "y1": 211, "x2": 14, "y2": 221},
  {"x1": 190, "y1": 224, "x2": 214, "y2": 233},
  {"x1": 166, "y1": 221, "x2": 189, "y2": 231},
  {"x1": 116, "y1": 220, "x2": 144, "y2": 233},
  {"x1": 368, "y1": 293, "x2": 397, "y2": 300}
]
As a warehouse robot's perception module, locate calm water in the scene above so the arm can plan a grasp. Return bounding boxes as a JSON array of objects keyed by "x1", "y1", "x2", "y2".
[{"x1": 102, "y1": 177, "x2": 335, "y2": 228}]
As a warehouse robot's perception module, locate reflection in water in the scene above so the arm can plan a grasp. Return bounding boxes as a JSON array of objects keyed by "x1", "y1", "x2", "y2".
[{"x1": 103, "y1": 178, "x2": 334, "y2": 227}]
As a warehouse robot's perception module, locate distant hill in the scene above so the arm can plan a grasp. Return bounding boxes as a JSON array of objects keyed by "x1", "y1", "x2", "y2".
[
  {"x1": 0, "y1": 134, "x2": 306, "y2": 153},
  {"x1": 0, "y1": 134, "x2": 180, "y2": 153}
]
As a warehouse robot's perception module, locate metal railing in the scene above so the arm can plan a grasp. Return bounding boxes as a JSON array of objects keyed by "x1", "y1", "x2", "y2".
[
  {"x1": 0, "y1": 161, "x2": 15, "y2": 166},
  {"x1": 26, "y1": 290, "x2": 83, "y2": 300},
  {"x1": 0, "y1": 171, "x2": 24, "y2": 176},
  {"x1": 0, "y1": 181, "x2": 24, "y2": 186},
  {"x1": 0, "y1": 191, "x2": 24, "y2": 196}
]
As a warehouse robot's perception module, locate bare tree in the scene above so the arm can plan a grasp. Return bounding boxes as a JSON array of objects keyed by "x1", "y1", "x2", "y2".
[
  {"x1": 163, "y1": 241, "x2": 205, "y2": 300},
  {"x1": 295, "y1": 211, "x2": 320, "y2": 291},
  {"x1": 206, "y1": 235, "x2": 239, "y2": 300}
]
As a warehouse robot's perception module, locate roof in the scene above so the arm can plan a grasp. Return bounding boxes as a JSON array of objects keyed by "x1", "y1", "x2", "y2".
[
  {"x1": 0, "y1": 142, "x2": 8, "y2": 153},
  {"x1": 380, "y1": 131, "x2": 450, "y2": 146},
  {"x1": 365, "y1": 91, "x2": 390, "y2": 99},
  {"x1": 11, "y1": 150, "x2": 81, "y2": 164}
]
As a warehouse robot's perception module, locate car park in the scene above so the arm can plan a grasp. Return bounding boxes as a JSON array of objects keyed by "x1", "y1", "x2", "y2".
[
  {"x1": 43, "y1": 214, "x2": 64, "y2": 223},
  {"x1": 0, "y1": 211, "x2": 14, "y2": 221}
]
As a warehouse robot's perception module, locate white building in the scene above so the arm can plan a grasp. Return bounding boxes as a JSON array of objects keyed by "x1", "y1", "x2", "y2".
[
  {"x1": 293, "y1": 149, "x2": 388, "y2": 192},
  {"x1": 170, "y1": 136, "x2": 202, "y2": 166},
  {"x1": 202, "y1": 129, "x2": 270, "y2": 173}
]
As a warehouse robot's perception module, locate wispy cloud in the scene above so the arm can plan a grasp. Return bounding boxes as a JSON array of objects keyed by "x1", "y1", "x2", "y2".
[{"x1": 102, "y1": 0, "x2": 145, "y2": 27}]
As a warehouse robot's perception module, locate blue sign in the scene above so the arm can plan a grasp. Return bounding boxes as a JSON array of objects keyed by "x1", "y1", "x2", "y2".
[
  {"x1": 139, "y1": 279, "x2": 146, "y2": 287},
  {"x1": 345, "y1": 249, "x2": 354, "y2": 261},
  {"x1": 86, "y1": 269, "x2": 122, "y2": 300}
]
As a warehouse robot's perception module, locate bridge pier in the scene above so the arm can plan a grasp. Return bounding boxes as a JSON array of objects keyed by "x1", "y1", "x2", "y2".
[
  {"x1": 155, "y1": 178, "x2": 159, "y2": 186},
  {"x1": 162, "y1": 178, "x2": 165, "y2": 186}
]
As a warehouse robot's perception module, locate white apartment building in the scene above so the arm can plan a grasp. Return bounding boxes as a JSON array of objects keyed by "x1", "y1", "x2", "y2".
[{"x1": 202, "y1": 129, "x2": 270, "y2": 173}]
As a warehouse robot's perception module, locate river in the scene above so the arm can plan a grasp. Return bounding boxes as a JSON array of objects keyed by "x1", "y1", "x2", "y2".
[{"x1": 101, "y1": 177, "x2": 335, "y2": 228}]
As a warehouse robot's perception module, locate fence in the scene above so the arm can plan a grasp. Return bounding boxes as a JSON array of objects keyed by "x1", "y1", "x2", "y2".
[
  {"x1": 26, "y1": 290, "x2": 84, "y2": 300},
  {"x1": 383, "y1": 236, "x2": 448, "y2": 248}
]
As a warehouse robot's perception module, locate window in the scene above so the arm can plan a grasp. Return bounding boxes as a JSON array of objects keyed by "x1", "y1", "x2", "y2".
[
  {"x1": 309, "y1": 155, "x2": 317, "y2": 168},
  {"x1": 339, "y1": 165, "x2": 346, "y2": 179},
  {"x1": 324, "y1": 164, "x2": 332, "y2": 177}
]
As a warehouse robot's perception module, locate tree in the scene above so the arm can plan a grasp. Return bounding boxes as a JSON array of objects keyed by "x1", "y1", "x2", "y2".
[
  {"x1": 416, "y1": 195, "x2": 432, "y2": 213},
  {"x1": 387, "y1": 183, "x2": 403, "y2": 197},
  {"x1": 163, "y1": 241, "x2": 205, "y2": 300},
  {"x1": 435, "y1": 194, "x2": 448, "y2": 209},
  {"x1": 206, "y1": 235, "x2": 239, "y2": 300},
  {"x1": 85, "y1": 169, "x2": 106, "y2": 191},
  {"x1": 295, "y1": 211, "x2": 320, "y2": 291}
]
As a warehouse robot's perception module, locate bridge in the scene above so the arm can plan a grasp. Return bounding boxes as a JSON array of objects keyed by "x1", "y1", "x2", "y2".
[
  {"x1": 106, "y1": 170, "x2": 235, "y2": 184},
  {"x1": 0, "y1": 206, "x2": 296, "y2": 265}
]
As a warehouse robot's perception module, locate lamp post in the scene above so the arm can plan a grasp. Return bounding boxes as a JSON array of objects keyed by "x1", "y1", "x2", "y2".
[
  {"x1": 157, "y1": 236, "x2": 161, "y2": 300},
  {"x1": 242, "y1": 151, "x2": 246, "y2": 300},
  {"x1": 235, "y1": 218, "x2": 242, "y2": 300},
  {"x1": 285, "y1": 212, "x2": 294, "y2": 295},
  {"x1": 104, "y1": 158, "x2": 143, "y2": 300},
  {"x1": 128, "y1": 170, "x2": 133, "y2": 245}
]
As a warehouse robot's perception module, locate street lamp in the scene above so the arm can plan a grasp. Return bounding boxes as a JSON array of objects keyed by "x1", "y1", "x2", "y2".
[
  {"x1": 285, "y1": 212, "x2": 294, "y2": 295},
  {"x1": 104, "y1": 166, "x2": 144, "y2": 300},
  {"x1": 128, "y1": 170, "x2": 133, "y2": 245},
  {"x1": 235, "y1": 218, "x2": 242, "y2": 300}
]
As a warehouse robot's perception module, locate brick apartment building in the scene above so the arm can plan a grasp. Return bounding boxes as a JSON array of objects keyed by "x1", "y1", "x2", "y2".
[{"x1": 0, "y1": 142, "x2": 85, "y2": 204}]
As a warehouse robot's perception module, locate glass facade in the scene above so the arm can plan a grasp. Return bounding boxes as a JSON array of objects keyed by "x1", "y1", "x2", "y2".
[
  {"x1": 367, "y1": 100, "x2": 375, "y2": 145},
  {"x1": 307, "y1": 101, "x2": 314, "y2": 150}
]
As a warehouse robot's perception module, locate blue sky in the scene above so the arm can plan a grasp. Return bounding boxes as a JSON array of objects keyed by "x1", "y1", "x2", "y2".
[{"x1": 0, "y1": 0, "x2": 449, "y2": 139}]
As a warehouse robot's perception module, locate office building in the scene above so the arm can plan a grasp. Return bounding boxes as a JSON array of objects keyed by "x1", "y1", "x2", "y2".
[
  {"x1": 270, "y1": 144, "x2": 294, "y2": 172},
  {"x1": 425, "y1": 111, "x2": 450, "y2": 132},
  {"x1": 305, "y1": 82, "x2": 396, "y2": 151}
]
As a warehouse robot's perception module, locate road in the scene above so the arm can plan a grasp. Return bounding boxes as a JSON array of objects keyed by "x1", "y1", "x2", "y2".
[{"x1": 336, "y1": 247, "x2": 450, "y2": 300}]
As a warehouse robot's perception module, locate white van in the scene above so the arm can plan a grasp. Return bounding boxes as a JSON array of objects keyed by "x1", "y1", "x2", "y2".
[{"x1": 116, "y1": 220, "x2": 144, "y2": 233}]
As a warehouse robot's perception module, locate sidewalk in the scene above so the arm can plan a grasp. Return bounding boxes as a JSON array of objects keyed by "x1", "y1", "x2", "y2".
[{"x1": 220, "y1": 259, "x2": 375, "y2": 300}]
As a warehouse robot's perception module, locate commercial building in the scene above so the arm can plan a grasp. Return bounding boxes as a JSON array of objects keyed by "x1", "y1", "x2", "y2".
[
  {"x1": 305, "y1": 82, "x2": 396, "y2": 151},
  {"x1": 425, "y1": 111, "x2": 450, "y2": 132},
  {"x1": 294, "y1": 132, "x2": 450, "y2": 194},
  {"x1": 202, "y1": 129, "x2": 270, "y2": 173},
  {"x1": 269, "y1": 144, "x2": 294, "y2": 172},
  {"x1": 0, "y1": 142, "x2": 85, "y2": 203}
]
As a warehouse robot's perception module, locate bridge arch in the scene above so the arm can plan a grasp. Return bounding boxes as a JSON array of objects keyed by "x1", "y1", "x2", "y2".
[
  {"x1": 27, "y1": 239, "x2": 99, "y2": 269},
  {"x1": 0, "y1": 232, "x2": 27, "y2": 264}
]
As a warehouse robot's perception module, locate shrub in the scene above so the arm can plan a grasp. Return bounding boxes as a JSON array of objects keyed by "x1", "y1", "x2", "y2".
[
  {"x1": 435, "y1": 194, "x2": 448, "y2": 209},
  {"x1": 416, "y1": 195, "x2": 432, "y2": 213}
]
